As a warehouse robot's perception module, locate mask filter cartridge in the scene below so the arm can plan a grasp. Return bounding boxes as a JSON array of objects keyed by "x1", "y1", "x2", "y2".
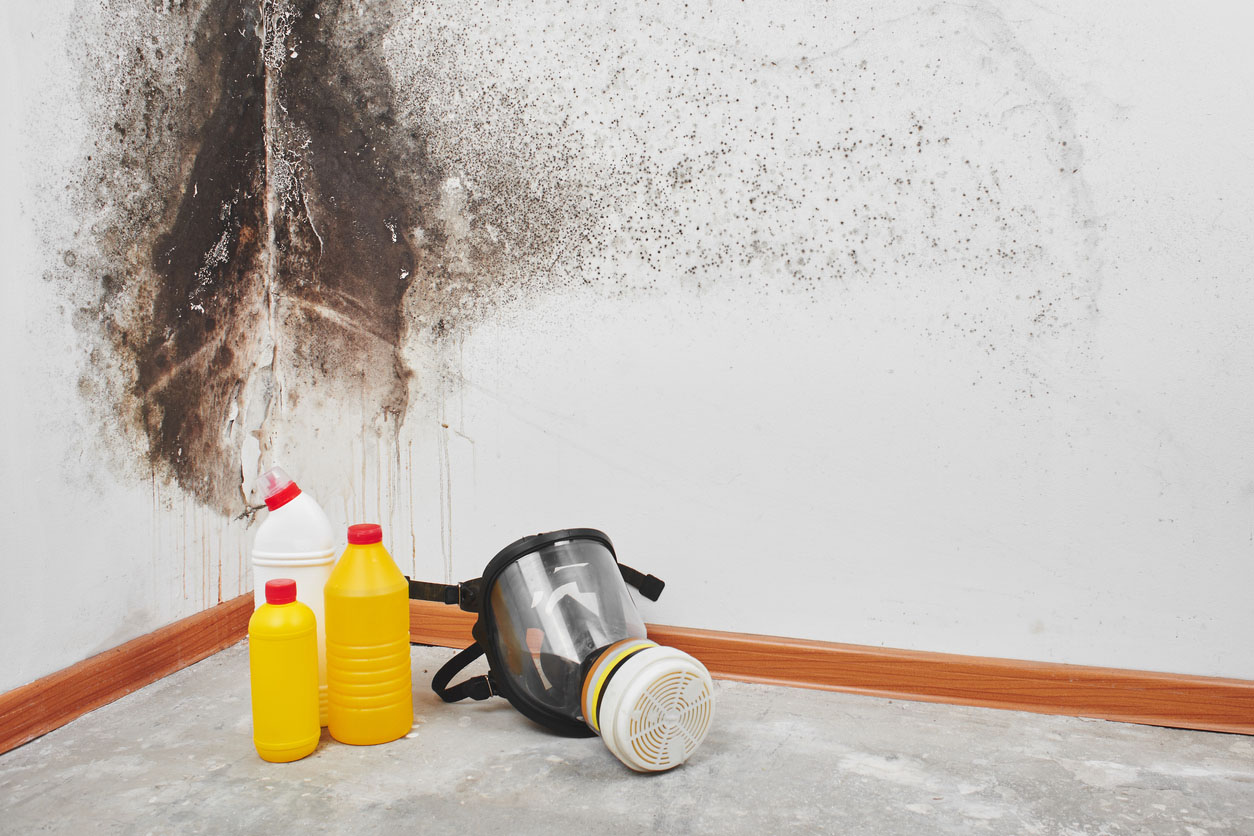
[{"x1": 582, "y1": 639, "x2": 714, "y2": 772}]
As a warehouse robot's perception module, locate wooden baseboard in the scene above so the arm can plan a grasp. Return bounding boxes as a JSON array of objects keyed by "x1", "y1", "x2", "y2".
[
  {"x1": 0, "y1": 593, "x2": 253, "y2": 756},
  {"x1": 409, "y1": 599, "x2": 1254, "y2": 736},
  {"x1": 4, "y1": 594, "x2": 1248, "y2": 757}
]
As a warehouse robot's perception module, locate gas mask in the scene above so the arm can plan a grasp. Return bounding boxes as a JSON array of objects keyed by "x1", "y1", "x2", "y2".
[{"x1": 408, "y1": 528, "x2": 714, "y2": 772}]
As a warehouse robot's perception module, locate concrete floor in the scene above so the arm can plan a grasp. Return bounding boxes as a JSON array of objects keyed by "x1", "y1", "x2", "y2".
[{"x1": 1, "y1": 645, "x2": 1251, "y2": 835}]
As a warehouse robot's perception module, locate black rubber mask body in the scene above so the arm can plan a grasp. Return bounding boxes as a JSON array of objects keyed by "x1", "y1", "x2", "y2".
[{"x1": 408, "y1": 528, "x2": 664, "y2": 736}]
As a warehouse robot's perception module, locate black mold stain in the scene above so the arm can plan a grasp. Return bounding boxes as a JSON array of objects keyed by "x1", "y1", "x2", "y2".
[
  {"x1": 261, "y1": 0, "x2": 584, "y2": 421},
  {"x1": 74, "y1": 1, "x2": 1087, "y2": 514},
  {"x1": 264, "y1": 0, "x2": 423, "y2": 419},
  {"x1": 136, "y1": 0, "x2": 267, "y2": 511},
  {"x1": 67, "y1": 0, "x2": 275, "y2": 514},
  {"x1": 76, "y1": 0, "x2": 570, "y2": 515}
]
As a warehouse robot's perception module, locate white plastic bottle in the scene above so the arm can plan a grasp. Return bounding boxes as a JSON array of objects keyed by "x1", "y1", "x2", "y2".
[{"x1": 251, "y1": 465, "x2": 338, "y2": 726}]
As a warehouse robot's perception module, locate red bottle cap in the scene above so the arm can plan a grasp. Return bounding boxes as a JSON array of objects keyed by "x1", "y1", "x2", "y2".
[
  {"x1": 265, "y1": 578, "x2": 297, "y2": 605},
  {"x1": 347, "y1": 523, "x2": 383, "y2": 545},
  {"x1": 264, "y1": 482, "x2": 301, "y2": 510},
  {"x1": 257, "y1": 466, "x2": 302, "y2": 510}
]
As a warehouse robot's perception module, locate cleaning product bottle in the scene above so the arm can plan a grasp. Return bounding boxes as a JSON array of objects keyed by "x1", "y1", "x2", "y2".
[
  {"x1": 324, "y1": 523, "x2": 413, "y2": 745},
  {"x1": 251, "y1": 465, "x2": 337, "y2": 726},
  {"x1": 248, "y1": 578, "x2": 320, "y2": 763}
]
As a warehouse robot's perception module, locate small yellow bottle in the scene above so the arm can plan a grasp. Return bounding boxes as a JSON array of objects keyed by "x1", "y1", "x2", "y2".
[
  {"x1": 324, "y1": 524, "x2": 413, "y2": 745},
  {"x1": 248, "y1": 578, "x2": 320, "y2": 763}
]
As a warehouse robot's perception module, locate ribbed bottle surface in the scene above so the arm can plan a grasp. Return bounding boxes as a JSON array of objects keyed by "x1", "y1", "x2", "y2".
[
  {"x1": 324, "y1": 539, "x2": 413, "y2": 745},
  {"x1": 248, "y1": 601, "x2": 320, "y2": 763}
]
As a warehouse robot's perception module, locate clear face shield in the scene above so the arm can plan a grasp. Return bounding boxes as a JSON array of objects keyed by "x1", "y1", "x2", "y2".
[{"x1": 409, "y1": 529, "x2": 715, "y2": 772}]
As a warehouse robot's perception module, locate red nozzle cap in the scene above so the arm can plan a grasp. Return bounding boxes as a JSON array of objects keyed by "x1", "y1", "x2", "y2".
[
  {"x1": 264, "y1": 482, "x2": 301, "y2": 510},
  {"x1": 347, "y1": 523, "x2": 382, "y2": 544},
  {"x1": 265, "y1": 578, "x2": 297, "y2": 605},
  {"x1": 257, "y1": 465, "x2": 301, "y2": 511}
]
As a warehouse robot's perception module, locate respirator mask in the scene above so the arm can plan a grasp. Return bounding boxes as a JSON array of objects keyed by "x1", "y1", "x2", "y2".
[{"x1": 409, "y1": 528, "x2": 714, "y2": 772}]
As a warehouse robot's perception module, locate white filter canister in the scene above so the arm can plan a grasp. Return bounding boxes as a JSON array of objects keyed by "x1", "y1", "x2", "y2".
[
  {"x1": 597, "y1": 645, "x2": 715, "y2": 772},
  {"x1": 251, "y1": 466, "x2": 338, "y2": 726}
]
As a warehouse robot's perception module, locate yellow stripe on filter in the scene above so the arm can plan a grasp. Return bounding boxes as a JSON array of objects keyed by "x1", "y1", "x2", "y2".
[{"x1": 583, "y1": 639, "x2": 657, "y2": 733}]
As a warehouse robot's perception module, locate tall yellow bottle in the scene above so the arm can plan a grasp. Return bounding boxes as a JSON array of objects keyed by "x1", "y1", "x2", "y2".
[
  {"x1": 248, "y1": 579, "x2": 320, "y2": 763},
  {"x1": 324, "y1": 524, "x2": 413, "y2": 745}
]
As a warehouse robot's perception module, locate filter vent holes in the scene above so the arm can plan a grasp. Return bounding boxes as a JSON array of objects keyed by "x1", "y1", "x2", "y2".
[{"x1": 626, "y1": 670, "x2": 713, "y2": 770}]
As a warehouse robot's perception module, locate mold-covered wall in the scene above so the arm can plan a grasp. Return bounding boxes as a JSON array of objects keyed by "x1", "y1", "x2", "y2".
[{"x1": 2, "y1": 0, "x2": 1251, "y2": 692}]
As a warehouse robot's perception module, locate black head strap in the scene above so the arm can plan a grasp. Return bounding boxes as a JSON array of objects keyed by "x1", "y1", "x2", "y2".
[
  {"x1": 408, "y1": 568, "x2": 660, "y2": 608},
  {"x1": 408, "y1": 578, "x2": 481, "y2": 612},
  {"x1": 431, "y1": 644, "x2": 496, "y2": 702},
  {"x1": 408, "y1": 579, "x2": 458, "y2": 605},
  {"x1": 617, "y1": 563, "x2": 665, "y2": 601}
]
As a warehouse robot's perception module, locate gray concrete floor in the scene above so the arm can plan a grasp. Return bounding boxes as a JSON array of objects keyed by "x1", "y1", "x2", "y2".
[{"x1": 1, "y1": 644, "x2": 1251, "y2": 835}]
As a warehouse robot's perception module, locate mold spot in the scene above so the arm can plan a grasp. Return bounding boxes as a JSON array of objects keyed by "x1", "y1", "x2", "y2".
[
  {"x1": 135, "y1": 0, "x2": 268, "y2": 513},
  {"x1": 263, "y1": 0, "x2": 422, "y2": 423},
  {"x1": 66, "y1": 0, "x2": 269, "y2": 514},
  {"x1": 64, "y1": 0, "x2": 593, "y2": 514},
  {"x1": 58, "y1": 0, "x2": 1101, "y2": 514}
]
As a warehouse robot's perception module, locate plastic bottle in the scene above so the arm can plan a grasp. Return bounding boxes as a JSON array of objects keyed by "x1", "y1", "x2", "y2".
[
  {"x1": 324, "y1": 523, "x2": 413, "y2": 745},
  {"x1": 248, "y1": 579, "x2": 320, "y2": 763},
  {"x1": 251, "y1": 465, "x2": 337, "y2": 726}
]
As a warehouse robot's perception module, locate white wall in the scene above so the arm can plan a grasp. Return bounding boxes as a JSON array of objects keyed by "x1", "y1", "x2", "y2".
[
  {"x1": 2, "y1": 0, "x2": 1251, "y2": 693},
  {"x1": 0, "y1": 2, "x2": 252, "y2": 693},
  {"x1": 390, "y1": 0, "x2": 1254, "y2": 678}
]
